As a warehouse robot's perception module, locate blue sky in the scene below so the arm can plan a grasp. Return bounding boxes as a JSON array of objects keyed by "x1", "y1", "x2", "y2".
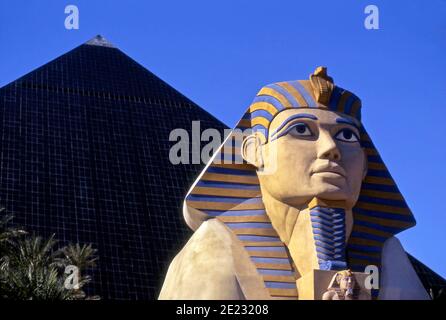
[{"x1": 1, "y1": 0, "x2": 445, "y2": 278}]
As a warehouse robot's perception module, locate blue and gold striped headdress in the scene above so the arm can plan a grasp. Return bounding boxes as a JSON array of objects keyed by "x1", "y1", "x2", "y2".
[
  {"x1": 184, "y1": 67, "x2": 416, "y2": 299},
  {"x1": 243, "y1": 66, "x2": 362, "y2": 143}
]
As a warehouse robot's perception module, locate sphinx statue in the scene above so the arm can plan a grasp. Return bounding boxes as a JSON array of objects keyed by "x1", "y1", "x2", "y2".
[{"x1": 159, "y1": 67, "x2": 430, "y2": 300}]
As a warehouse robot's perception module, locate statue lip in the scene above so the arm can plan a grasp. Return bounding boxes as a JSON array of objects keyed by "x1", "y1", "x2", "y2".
[{"x1": 311, "y1": 163, "x2": 346, "y2": 178}]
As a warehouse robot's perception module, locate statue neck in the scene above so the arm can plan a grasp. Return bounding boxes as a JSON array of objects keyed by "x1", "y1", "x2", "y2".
[{"x1": 261, "y1": 191, "x2": 353, "y2": 278}]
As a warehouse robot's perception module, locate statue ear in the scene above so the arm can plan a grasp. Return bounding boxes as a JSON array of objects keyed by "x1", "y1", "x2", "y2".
[
  {"x1": 241, "y1": 133, "x2": 264, "y2": 169},
  {"x1": 362, "y1": 148, "x2": 368, "y2": 180}
]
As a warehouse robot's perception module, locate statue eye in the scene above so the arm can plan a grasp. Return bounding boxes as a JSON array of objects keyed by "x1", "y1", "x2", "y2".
[
  {"x1": 289, "y1": 123, "x2": 313, "y2": 137},
  {"x1": 335, "y1": 128, "x2": 359, "y2": 143}
]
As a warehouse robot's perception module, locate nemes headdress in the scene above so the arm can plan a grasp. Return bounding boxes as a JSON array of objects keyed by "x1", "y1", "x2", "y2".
[
  {"x1": 183, "y1": 67, "x2": 416, "y2": 299},
  {"x1": 244, "y1": 66, "x2": 361, "y2": 143}
]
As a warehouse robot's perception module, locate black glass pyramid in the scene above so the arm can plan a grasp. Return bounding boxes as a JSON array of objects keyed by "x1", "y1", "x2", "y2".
[
  {"x1": 0, "y1": 35, "x2": 226, "y2": 299},
  {"x1": 408, "y1": 254, "x2": 446, "y2": 300}
]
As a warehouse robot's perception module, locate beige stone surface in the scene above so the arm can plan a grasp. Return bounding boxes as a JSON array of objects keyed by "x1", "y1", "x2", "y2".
[
  {"x1": 159, "y1": 221, "x2": 430, "y2": 300},
  {"x1": 158, "y1": 218, "x2": 270, "y2": 300}
]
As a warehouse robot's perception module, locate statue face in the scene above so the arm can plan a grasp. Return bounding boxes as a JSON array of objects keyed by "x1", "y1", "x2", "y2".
[
  {"x1": 339, "y1": 275, "x2": 354, "y2": 291},
  {"x1": 255, "y1": 108, "x2": 367, "y2": 209}
]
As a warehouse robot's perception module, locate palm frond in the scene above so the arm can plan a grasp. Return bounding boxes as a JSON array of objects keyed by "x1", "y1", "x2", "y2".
[{"x1": 0, "y1": 208, "x2": 99, "y2": 300}]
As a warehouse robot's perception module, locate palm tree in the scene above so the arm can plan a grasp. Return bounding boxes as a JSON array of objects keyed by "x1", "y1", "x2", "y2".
[
  {"x1": 0, "y1": 208, "x2": 99, "y2": 300},
  {"x1": 57, "y1": 243, "x2": 99, "y2": 299},
  {"x1": 0, "y1": 207, "x2": 26, "y2": 250},
  {"x1": 1, "y1": 234, "x2": 71, "y2": 300},
  {"x1": 0, "y1": 207, "x2": 27, "y2": 299}
]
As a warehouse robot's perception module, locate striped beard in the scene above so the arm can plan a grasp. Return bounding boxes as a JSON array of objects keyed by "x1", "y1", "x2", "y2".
[{"x1": 309, "y1": 206, "x2": 347, "y2": 270}]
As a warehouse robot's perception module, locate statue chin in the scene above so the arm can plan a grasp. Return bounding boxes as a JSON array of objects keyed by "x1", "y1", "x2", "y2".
[
  {"x1": 312, "y1": 184, "x2": 350, "y2": 200},
  {"x1": 271, "y1": 187, "x2": 352, "y2": 209},
  {"x1": 308, "y1": 177, "x2": 359, "y2": 207},
  {"x1": 315, "y1": 189, "x2": 349, "y2": 201}
]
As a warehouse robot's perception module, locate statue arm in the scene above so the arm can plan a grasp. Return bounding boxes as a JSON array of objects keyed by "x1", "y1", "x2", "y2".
[
  {"x1": 158, "y1": 219, "x2": 245, "y2": 300},
  {"x1": 322, "y1": 290, "x2": 336, "y2": 300}
]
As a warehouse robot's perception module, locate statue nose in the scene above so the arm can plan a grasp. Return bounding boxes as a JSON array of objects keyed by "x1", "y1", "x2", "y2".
[
  {"x1": 317, "y1": 132, "x2": 341, "y2": 161},
  {"x1": 320, "y1": 149, "x2": 341, "y2": 161}
]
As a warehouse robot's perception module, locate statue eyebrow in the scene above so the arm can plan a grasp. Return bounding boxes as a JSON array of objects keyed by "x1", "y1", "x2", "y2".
[
  {"x1": 270, "y1": 113, "x2": 318, "y2": 138},
  {"x1": 336, "y1": 117, "x2": 360, "y2": 131}
]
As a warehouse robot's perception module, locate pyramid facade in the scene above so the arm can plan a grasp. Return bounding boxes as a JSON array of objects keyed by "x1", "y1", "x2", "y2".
[{"x1": 0, "y1": 36, "x2": 226, "y2": 299}]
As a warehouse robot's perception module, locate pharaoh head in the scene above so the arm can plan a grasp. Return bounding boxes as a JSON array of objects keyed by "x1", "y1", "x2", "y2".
[
  {"x1": 332, "y1": 269, "x2": 355, "y2": 291},
  {"x1": 322, "y1": 269, "x2": 358, "y2": 300},
  {"x1": 241, "y1": 67, "x2": 367, "y2": 210}
]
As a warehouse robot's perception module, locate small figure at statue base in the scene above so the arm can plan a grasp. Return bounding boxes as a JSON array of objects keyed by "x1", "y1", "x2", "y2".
[
  {"x1": 297, "y1": 269, "x2": 371, "y2": 300},
  {"x1": 322, "y1": 270, "x2": 369, "y2": 300}
]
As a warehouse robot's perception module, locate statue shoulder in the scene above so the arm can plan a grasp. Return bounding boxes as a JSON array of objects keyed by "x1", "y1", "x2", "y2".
[
  {"x1": 379, "y1": 236, "x2": 430, "y2": 300},
  {"x1": 158, "y1": 219, "x2": 244, "y2": 299}
]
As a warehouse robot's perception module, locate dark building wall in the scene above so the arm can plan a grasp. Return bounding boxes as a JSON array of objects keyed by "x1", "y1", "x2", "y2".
[
  {"x1": 0, "y1": 39, "x2": 226, "y2": 299},
  {"x1": 408, "y1": 254, "x2": 446, "y2": 300}
]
